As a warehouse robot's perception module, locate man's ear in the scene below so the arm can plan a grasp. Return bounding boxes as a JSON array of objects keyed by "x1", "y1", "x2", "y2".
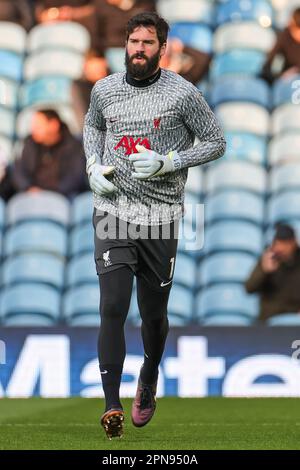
[{"x1": 160, "y1": 42, "x2": 167, "y2": 58}]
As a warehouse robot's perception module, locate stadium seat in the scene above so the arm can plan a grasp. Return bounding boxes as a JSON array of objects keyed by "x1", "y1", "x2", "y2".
[
  {"x1": 270, "y1": 164, "x2": 300, "y2": 193},
  {"x1": 20, "y1": 77, "x2": 72, "y2": 108},
  {"x1": 273, "y1": 74, "x2": 300, "y2": 108},
  {"x1": 222, "y1": 132, "x2": 267, "y2": 165},
  {"x1": 213, "y1": 21, "x2": 276, "y2": 54},
  {"x1": 206, "y1": 161, "x2": 267, "y2": 194},
  {"x1": 199, "y1": 252, "x2": 257, "y2": 287},
  {"x1": 185, "y1": 166, "x2": 203, "y2": 197},
  {"x1": 3, "y1": 314, "x2": 56, "y2": 327},
  {"x1": 2, "y1": 253, "x2": 65, "y2": 289},
  {"x1": 69, "y1": 223, "x2": 94, "y2": 256},
  {"x1": 7, "y1": 191, "x2": 70, "y2": 226},
  {"x1": 173, "y1": 252, "x2": 197, "y2": 288},
  {"x1": 210, "y1": 77, "x2": 270, "y2": 109},
  {"x1": 24, "y1": 50, "x2": 84, "y2": 81},
  {"x1": 105, "y1": 48, "x2": 125, "y2": 73},
  {"x1": 66, "y1": 252, "x2": 97, "y2": 287},
  {"x1": 216, "y1": 0, "x2": 273, "y2": 27},
  {"x1": 215, "y1": 102, "x2": 270, "y2": 135},
  {"x1": 0, "y1": 77, "x2": 19, "y2": 109},
  {"x1": 4, "y1": 221, "x2": 68, "y2": 258},
  {"x1": 184, "y1": 192, "x2": 202, "y2": 227},
  {"x1": 71, "y1": 191, "x2": 94, "y2": 226},
  {"x1": 266, "y1": 313, "x2": 300, "y2": 326},
  {"x1": 157, "y1": 0, "x2": 215, "y2": 26},
  {"x1": 0, "y1": 283, "x2": 61, "y2": 323},
  {"x1": 169, "y1": 22, "x2": 213, "y2": 53},
  {"x1": 204, "y1": 221, "x2": 263, "y2": 255},
  {"x1": 27, "y1": 22, "x2": 91, "y2": 54},
  {"x1": 167, "y1": 284, "x2": 194, "y2": 322},
  {"x1": 63, "y1": 285, "x2": 100, "y2": 324},
  {"x1": 177, "y1": 216, "x2": 204, "y2": 254},
  {"x1": 200, "y1": 315, "x2": 253, "y2": 326},
  {"x1": 0, "y1": 22, "x2": 27, "y2": 54},
  {"x1": 205, "y1": 190, "x2": 265, "y2": 225},
  {"x1": 196, "y1": 284, "x2": 259, "y2": 320},
  {"x1": 268, "y1": 132, "x2": 300, "y2": 166},
  {"x1": 271, "y1": 104, "x2": 300, "y2": 135},
  {"x1": 210, "y1": 50, "x2": 266, "y2": 81},
  {"x1": 0, "y1": 107, "x2": 15, "y2": 138},
  {"x1": 268, "y1": 191, "x2": 300, "y2": 224},
  {"x1": 69, "y1": 314, "x2": 100, "y2": 327},
  {"x1": 0, "y1": 51, "x2": 23, "y2": 82}
]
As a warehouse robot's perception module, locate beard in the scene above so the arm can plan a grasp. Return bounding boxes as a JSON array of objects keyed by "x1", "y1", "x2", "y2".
[{"x1": 125, "y1": 49, "x2": 161, "y2": 79}]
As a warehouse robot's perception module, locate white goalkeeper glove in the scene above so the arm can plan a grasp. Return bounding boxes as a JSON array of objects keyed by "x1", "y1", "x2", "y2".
[
  {"x1": 87, "y1": 163, "x2": 117, "y2": 196},
  {"x1": 129, "y1": 145, "x2": 181, "y2": 180}
]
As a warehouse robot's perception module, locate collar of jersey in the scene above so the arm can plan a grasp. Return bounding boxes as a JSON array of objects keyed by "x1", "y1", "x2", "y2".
[{"x1": 125, "y1": 68, "x2": 161, "y2": 88}]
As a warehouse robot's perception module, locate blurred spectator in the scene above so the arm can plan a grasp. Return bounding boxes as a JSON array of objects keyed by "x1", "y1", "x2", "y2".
[
  {"x1": 245, "y1": 224, "x2": 300, "y2": 322},
  {"x1": 13, "y1": 109, "x2": 87, "y2": 198},
  {"x1": 0, "y1": 149, "x2": 15, "y2": 201},
  {"x1": 93, "y1": 0, "x2": 156, "y2": 53},
  {"x1": 72, "y1": 50, "x2": 109, "y2": 130},
  {"x1": 160, "y1": 38, "x2": 211, "y2": 85},
  {"x1": 0, "y1": 0, "x2": 33, "y2": 30},
  {"x1": 261, "y1": 7, "x2": 300, "y2": 83}
]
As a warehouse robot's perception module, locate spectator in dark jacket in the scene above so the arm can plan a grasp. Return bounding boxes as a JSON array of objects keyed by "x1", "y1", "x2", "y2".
[
  {"x1": 261, "y1": 7, "x2": 300, "y2": 83},
  {"x1": 13, "y1": 109, "x2": 87, "y2": 198},
  {"x1": 245, "y1": 224, "x2": 300, "y2": 322},
  {"x1": 0, "y1": 0, "x2": 33, "y2": 30}
]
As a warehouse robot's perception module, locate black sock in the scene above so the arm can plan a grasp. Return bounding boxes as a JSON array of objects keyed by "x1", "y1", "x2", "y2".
[{"x1": 100, "y1": 364, "x2": 123, "y2": 411}]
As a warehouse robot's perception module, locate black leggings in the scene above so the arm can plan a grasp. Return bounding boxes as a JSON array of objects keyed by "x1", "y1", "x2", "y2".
[{"x1": 98, "y1": 265, "x2": 171, "y2": 374}]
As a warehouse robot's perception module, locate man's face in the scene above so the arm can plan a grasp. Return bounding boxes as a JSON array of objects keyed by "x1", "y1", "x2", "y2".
[
  {"x1": 125, "y1": 25, "x2": 166, "y2": 79},
  {"x1": 31, "y1": 112, "x2": 60, "y2": 145},
  {"x1": 272, "y1": 239, "x2": 298, "y2": 262}
]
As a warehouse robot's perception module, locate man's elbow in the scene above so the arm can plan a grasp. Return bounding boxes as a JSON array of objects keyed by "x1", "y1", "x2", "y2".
[{"x1": 214, "y1": 135, "x2": 226, "y2": 161}]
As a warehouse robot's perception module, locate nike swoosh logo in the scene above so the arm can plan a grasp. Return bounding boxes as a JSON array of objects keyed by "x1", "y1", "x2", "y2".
[
  {"x1": 160, "y1": 280, "x2": 172, "y2": 287},
  {"x1": 100, "y1": 370, "x2": 108, "y2": 374}
]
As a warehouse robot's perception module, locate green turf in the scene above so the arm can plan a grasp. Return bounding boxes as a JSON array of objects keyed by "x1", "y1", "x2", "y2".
[{"x1": 0, "y1": 397, "x2": 300, "y2": 450}]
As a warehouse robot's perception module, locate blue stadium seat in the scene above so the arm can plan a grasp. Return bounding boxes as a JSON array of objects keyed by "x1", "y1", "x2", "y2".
[
  {"x1": 210, "y1": 77, "x2": 270, "y2": 109},
  {"x1": 210, "y1": 50, "x2": 266, "y2": 81},
  {"x1": 267, "y1": 314, "x2": 300, "y2": 326},
  {"x1": 200, "y1": 315, "x2": 253, "y2": 326},
  {"x1": 169, "y1": 22, "x2": 213, "y2": 53},
  {"x1": 271, "y1": 104, "x2": 300, "y2": 135},
  {"x1": 199, "y1": 252, "x2": 257, "y2": 287},
  {"x1": 20, "y1": 77, "x2": 72, "y2": 108},
  {"x1": 27, "y1": 22, "x2": 91, "y2": 54},
  {"x1": 273, "y1": 75, "x2": 300, "y2": 108},
  {"x1": 196, "y1": 284, "x2": 259, "y2": 320},
  {"x1": 63, "y1": 285, "x2": 100, "y2": 324},
  {"x1": 185, "y1": 166, "x2": 203, "y2": 197},
  {"x1": 66, "y1": 252, "x2": 97, "y2": 287},
  {"x1": 168, "y1": 284, "x2": 194, "y2": 321},
  {"x1": 222, "y1": 132, "x2": 267, "y2": 165},
  {"x1": 173, "y1": 252, "x2": 197, "y2": 288},
  {"x1": 0, "y1": 22, "x2": 27, "y2": 54},
  {"x1": 71, "y1": 191, "x2": 93, "y2": 226},
  {"x1": 268, "y1": 132, "x2": 300, "y2": 166},
  {"x1": 215, "y1": 102, "x2": 270, "y2": 135},
  {"x1": 69, "y1": 223, "x2": 94, "y2": 256},
  {"x1": 69, "y1": 314, "x2": 100, "y2": 327},
  {"x1": 105, "y1": 48, "x2": 125, "y2": 73},
  {"x1": 157, "y1": 0, "x2": 215, "y2": 26},
  {"x1": 213, "y1": 21, "x2": 276, "y2": 54},
  {"x1": 4, "y1": 221, "x2": 68, "y2": 258},
  {"x1": 0, "y1": 107, "x2": 15, "y2": 138},
  {"x1": 206, "y1": 161, "x2": 267, "y2": 194},
  {"x1": 0, "y1": 51, "x2": 23, "y2": 82},
  {"x1": 216, "y1": 0, "x2": 273, "y2": 27},
  {"x1": 205, "y1": 190, "x2": 265, "y2": 225},
  {"x1": 7, "y1": 191, "x2": 70, "y2": 226},
  {"x1": 204, "y1": 221, "x2": 263, "y2": 255},
  {"x1": 177, "y1": 217, "x2": 204, "y2": 254},
  {"x1": 0, "y1": 283, "x2": 61, "y2": 324},
  {"x1": 3, "y1": 314, "x2": 56, "y2": 327},
  {"x1": 24, "y1": 50, "x2": 84, "y2": 81},
  {"x1": 0, "y1": 77, "x2": 19, "y2": 109},
  {"x1": 270, "y1": 164, "x2": 300, "y2": 193},
  {"x1": 268, "y1": 191, "x2": 300, "y2": 224},
  {"x1": 2, "y1": 253, "x2": 65, "y2": 289}
]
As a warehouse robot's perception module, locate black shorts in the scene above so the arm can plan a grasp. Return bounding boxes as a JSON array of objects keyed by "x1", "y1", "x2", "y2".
[{"x1": 93, "y1": 209, "x2": 179, "y2": 292}]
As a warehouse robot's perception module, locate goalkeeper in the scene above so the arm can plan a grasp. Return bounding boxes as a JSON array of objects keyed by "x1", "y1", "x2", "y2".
[{"x1": 83, "y1": 11, "x2": 226, "y2": 439}]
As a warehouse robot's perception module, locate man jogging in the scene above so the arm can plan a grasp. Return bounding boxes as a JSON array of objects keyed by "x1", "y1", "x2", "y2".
[{"x1": 83, "y1": 11, "x2": 226, "y2": 439}]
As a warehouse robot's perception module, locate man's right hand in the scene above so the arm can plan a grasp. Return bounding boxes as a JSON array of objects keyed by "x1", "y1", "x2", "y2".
[
  {"x1": 88, "y1": 164, "x2": 117, "y2": 196},
  {"x1": 261, "y1": 248, "x2": 280, "y2": 273}
]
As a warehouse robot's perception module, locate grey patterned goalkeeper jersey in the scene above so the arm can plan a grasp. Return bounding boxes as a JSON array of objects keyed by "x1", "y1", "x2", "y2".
[{"x1": 83, "y1": 69, "x2": 226, "y2": 225}]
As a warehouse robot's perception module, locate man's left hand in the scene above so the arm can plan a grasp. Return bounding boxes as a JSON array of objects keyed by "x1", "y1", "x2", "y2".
[{"x1": 129, "y1": 145, "x2": 178, "y2": 180}]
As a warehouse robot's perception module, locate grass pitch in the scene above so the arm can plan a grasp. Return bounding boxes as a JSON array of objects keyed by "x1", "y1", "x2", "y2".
[{"x1": 0, "y1": 397, "x2": 300, "y2": 450}]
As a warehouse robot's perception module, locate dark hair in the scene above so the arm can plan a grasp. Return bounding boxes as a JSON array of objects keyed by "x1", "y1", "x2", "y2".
[
  {"x1": 36, "y1": 108, "x2": 63, "y2": 127},
  {"x1": 293, "y1": 8, "x2": 300, "y2": 27},
  {"x1": 274, "y1": 223, "x2": 296, "y2": 241},
  {"x1": 126, "y1": 12, "x2": 169, "y2": 46}
]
